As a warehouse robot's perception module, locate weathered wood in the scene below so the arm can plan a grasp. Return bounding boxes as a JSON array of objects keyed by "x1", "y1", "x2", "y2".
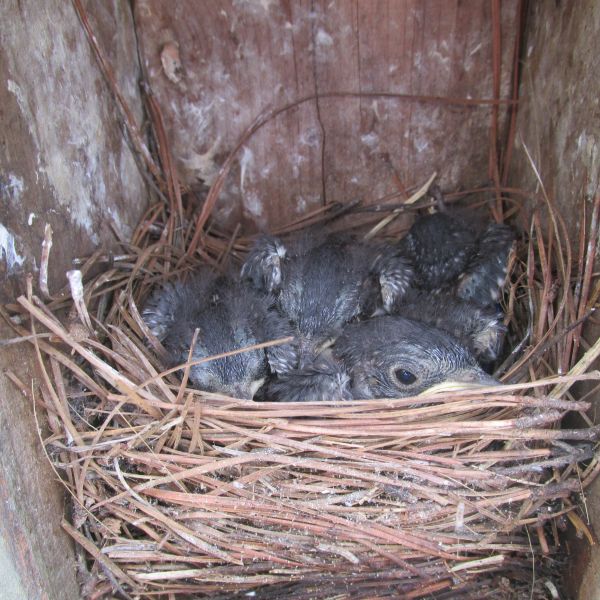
[
  {"x1": 0, "y1": 1, "x2": 148, "y2": 598},
  {"x1": 134, "y1": 0, "x2": 519, "y2": 232},
  {"x1": 508, "y1": 2, "x2": 600, "y2": 598}
]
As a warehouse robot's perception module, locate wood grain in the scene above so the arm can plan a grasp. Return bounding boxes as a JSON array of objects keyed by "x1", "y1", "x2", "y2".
[{"x1": 134, "y1": 0, "x2": 519, "y2": 231}]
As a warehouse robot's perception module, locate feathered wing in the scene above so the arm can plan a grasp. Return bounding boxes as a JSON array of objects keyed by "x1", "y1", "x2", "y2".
[
  {"x1": 457, "y1": 223, "x2": 515, "y2": 306},
  {"x1": 399, "y1": 212, "x2": 477, "y2": 290},
  {"x1": 255, "y1": 303, "x2": 299, "y2": 376},
  {"x1": 142, "y1": 281, "x2": 186, "y2": 342},
  {"x1": 368, "y1": 242, "x2": 414, "y2": 312},
  {"x1": 241, "y1": 235, "x2": 287, "y2": 293}
]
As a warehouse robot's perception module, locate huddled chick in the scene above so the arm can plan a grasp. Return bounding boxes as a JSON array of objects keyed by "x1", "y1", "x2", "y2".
[
  {"x1": 393, "y1": 289, "x2": 505, "y2": 364},
  {"x1": 336, "y1": 315, "x2": 496, "y2": 398},
  {"x1": 258, "y1": 213, "x2": 513, "y2": 401},
  {"x1": 398, "y1": 210, "x2": 515, "y2": 307},
  {"x1": 242, "y1": 231, "x2": 413, "y2": 372},
  {"x1": 142, "y1": 268, "x2": 288, "y2": 399},
  {"x1": 389, "y1": 210, "x2": 515, "y2": 365},
  {"x1": 267, "y1": 315, "x2": 495, "y2": 401}
]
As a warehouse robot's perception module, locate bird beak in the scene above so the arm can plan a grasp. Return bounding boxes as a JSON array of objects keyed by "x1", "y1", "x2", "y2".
[
  {"x1": 248, "y1": 377, "x2": 266, "y2": 399},
  {"x1": 224, "y1": 378, "x2": 266, "y2": 400},
  {"x1": 420, "y1": 369, "x2": 498, "y2": 395}
]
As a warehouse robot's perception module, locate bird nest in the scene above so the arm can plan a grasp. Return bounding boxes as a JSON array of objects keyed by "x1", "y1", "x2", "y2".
[
  {"x1": 3, "y1": 170, "x2": 600, "y2": 600},
  {"x1": 3, "y1": 6, "x2": 599, "y2": 597}
]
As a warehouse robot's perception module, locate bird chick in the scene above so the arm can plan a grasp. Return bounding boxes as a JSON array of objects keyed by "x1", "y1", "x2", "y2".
[
  {"x1": 387, "y1": 210, "x2": 514, "y2": 365},
  {"x1": 400, "y1": 211, "x2": 515, "y2": 307},
  {"x1": 242, "y1": 232, "x2": 413, "y2": 371},
  {"x1": 266, "y1": 315, "x2": 495, "y2": 401},
  {"x1": 142, "y1": 270, "x2": 284, "y2": 399},
  {"x1": 401, "y1": 211, "x2": 477, "y2": 291},
  {"x1": 333, "y1": 315, "x2": 496, "y2": 399}
]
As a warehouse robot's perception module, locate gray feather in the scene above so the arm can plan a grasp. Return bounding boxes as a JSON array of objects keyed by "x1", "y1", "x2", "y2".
[
  {"x1": 245, "y1": 232, "x2": 410, "y2": 371},
  {"x1": 399, "y1": 212, "x2": 514, "y2": 307},
  {"x1": 266, "y1": 356, "x2": 352, "y2": 402},
  {"x1": 391, "y1": 289, "x2": 506, "y2": 363},
  {"x1": 241, "y1": 235, "x2": 287, "y2": 293},
  {"x1": 142, "y1": 269, "x2": 286, "y2": 398}
]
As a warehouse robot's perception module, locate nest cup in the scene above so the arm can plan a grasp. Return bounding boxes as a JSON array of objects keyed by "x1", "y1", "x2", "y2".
[
  {"x1": 9, "y1": 161, "x2": 600, "y2": 600},
  {"x1": 4, "y1": 3, "x2": 600, "y2": 600}
]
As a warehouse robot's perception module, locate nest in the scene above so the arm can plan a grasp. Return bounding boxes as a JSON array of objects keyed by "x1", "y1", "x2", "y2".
[
  {"x1": 3, "y1": 4, "x2": 600, "y2": 599},
  {"x1": 4, "y1": 172, "x2": 599, "y2": 600}
]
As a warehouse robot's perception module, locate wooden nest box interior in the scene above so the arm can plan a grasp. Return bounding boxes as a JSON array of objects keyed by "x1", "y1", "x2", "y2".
[{"x1": 1, "y1": 1, "x2": 599, "y2": 599}]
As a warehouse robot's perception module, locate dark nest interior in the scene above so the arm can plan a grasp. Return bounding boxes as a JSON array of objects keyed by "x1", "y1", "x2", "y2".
[{"x1": 3, "y1": 3, "x2": 600, "y2": 600}]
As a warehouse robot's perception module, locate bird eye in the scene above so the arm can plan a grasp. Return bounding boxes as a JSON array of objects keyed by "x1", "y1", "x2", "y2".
[{"x1": 394, "y1": 369, "x2": 417, "y2": 385}]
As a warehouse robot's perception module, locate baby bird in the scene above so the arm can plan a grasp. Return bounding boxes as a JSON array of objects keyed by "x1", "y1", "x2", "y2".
[
  {"x1": 388, "y1": 209, "x2": 515, "y2": 364},
  {"x1": 242, "y1": 232, "x2": 413, "y2": 372},
  {"x1": 142, "y1": 269, "x2": 285, "y2": 399},
  {"x1": 266, "y1": 315, "x2": 495, "y2": 401},
  {"x1": 400, "y1": 211, "x2": 477, "y2": 292},
  {"x1": 399, "y1": 211, "x2": 515, "y2": 307}
]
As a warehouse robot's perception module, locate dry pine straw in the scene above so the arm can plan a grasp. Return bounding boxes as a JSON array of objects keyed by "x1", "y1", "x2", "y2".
[{"x1": 1, "y1": 185, "x2": 599, "y2": 600}]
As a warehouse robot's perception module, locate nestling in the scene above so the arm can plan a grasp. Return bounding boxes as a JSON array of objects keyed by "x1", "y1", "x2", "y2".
[
  {"x1": 266, "y1": 315, "x2": 496, "y2": 401},
  {"x1": 399, "y1": 210, "x2": 515, "y2": 307},
  {"x1": 242, "y1": 232, "x2": 413, "y2": 371},
  {"x1": 333, "y1": 315, "x2": 496, "y2": 399},
  {"x1": 388, "y1": 208, "x2": 515, "y2": 363},
  {"x1": 142, "y1": 269, "x2": 287, "y2": 399}
]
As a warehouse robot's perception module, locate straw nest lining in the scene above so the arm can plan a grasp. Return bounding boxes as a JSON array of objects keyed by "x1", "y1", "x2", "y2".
[{"x1": 4, "y1": 178, "x2": 600, "y2": 599}]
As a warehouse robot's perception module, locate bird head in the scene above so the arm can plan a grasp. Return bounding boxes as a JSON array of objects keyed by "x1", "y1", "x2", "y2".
[
  {"x1": 180, "y1": 285, "x2": 272, "y2": 399},
  {"x1": 185, "y1": 339, "x2": 268, "y2": 399},
  {"x1": 334, "y1": 315, "x2": 496, "y2": 399},
  {"x1": 145, "y1": 272, "x2": 273, "y2": 400}
]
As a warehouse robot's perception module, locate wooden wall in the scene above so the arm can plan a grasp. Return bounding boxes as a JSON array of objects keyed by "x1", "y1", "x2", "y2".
[
  {"x1": 0, "y1": 1, "x2": 147, "y2": 597},
  {"x1": 508, "y1": 2, "x2": 600, "y2": 598},
  {"x1": 134, "y1": 0, "x2": 519, "y2": 232}
]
